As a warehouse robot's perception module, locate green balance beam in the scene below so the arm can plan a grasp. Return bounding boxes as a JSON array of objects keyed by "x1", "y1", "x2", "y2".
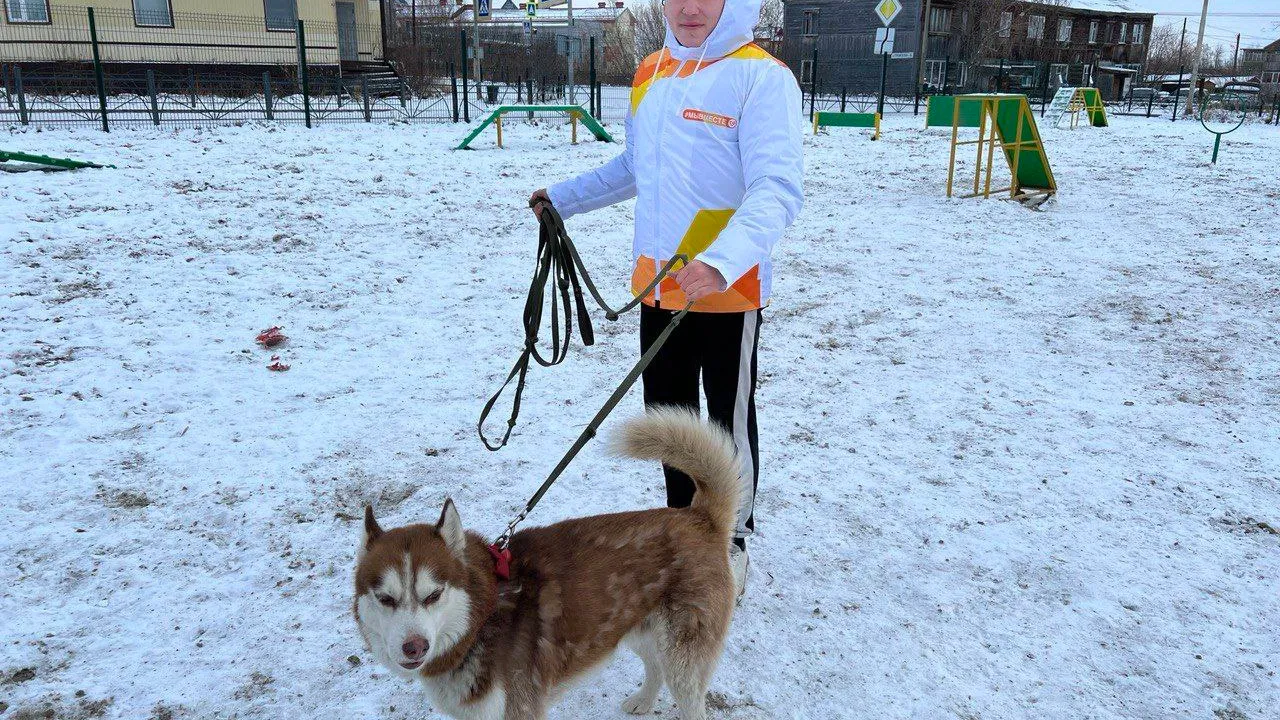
[
  {"x1": 813, "y1": 111, "x2": 880, "y2": 140},
  {"x1": 0, "y1": 150, "x2": 114, "y2": 170},
  {"x1": 456, "y1": 105, "x2": 613, "y2": 150}
]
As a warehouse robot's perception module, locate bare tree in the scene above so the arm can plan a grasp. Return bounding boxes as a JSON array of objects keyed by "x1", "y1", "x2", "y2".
[
  {"x1": 949, "y1": 0, "x2": 1020, "y2": 64},
  {"x1": 634, "y1": 0, "x2": 666, "y2": 59},
  {"x1": 756, "y1": 0, "x2": 782, "y2": 39}
]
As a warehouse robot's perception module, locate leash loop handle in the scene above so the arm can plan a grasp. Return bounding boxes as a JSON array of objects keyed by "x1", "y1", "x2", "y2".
[{"x1": 477, "y1": 204, "x2": 687, "y2": 451}]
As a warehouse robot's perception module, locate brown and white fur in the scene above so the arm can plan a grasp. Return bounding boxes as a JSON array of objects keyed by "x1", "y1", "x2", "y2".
[{"x1": 353, "y1": 408, "x2": 743, "y2": 720}]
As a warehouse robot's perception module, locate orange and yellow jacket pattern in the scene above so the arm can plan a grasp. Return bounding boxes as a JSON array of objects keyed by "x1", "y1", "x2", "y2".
[{"x1": 548, "y1": 0, "x2": 804, "y2": 312}]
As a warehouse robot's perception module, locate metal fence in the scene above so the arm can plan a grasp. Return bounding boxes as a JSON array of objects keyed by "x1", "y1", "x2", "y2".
[
  {"x1": 0, "y1": 5, "x2": 637, "y2": 130},
  {"x1": 799, "y1": 50, "x2": 1280, "y2": 125}
]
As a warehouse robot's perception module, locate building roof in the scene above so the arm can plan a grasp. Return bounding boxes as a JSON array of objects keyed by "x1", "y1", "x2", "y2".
[{"x1": 1025, "y1": 1, "x2": 1153, "y2": 16}]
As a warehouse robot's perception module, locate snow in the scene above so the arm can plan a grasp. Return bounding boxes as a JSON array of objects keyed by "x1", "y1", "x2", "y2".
[{"x1": 3, "y1": 112, "x2": 1279, "y2": 719}]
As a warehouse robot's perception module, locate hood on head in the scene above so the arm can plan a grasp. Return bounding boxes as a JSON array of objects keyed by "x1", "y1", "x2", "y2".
[{"x1": 664, "y1": 0, "x2": 762, "y2": 61}]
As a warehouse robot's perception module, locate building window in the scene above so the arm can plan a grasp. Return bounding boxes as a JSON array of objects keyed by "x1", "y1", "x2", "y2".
[
  {"x1": 928, "y1": 6, "x2": 952, "y2": 34},
  {"x1": 264, "y1": 0, "x2": 297, "y2": 31},
  {"x1": 1119, "y1": 22, "x2": 1128, "y2": 44},
  {"x1": 1028, "y1": 15, "x2": 1045, "y2": 40},
  {"x1": 1132, "y1": 24, "x2": 1144, "y2": 45},
  {"x1": 800, "y1": 58, "x2": 813, "y2": 84},
  {"x1": 999, "y1": 11, "x2": 1012, "y2": 38},
  {"x1": 802, "y1": 9, "x2": 817, "y2": 37},
  {"x1": 5, "y1": 0, "x2": 50, "y2": 23},
  {"x1": 1089, "y1": 20, "x2": 1098, "y2": 44},
  {"x1": 1264, "y1": 71, "x2": 1279, "y2": 84},
  {"x1": 133, "y1": 0, "x2": 172, "y2": 27},
  {"x1": 1058, "y1": 18, "x2": 1072, "y2": 42},
  {"x1": 926, "y1": 59, "x2": 947, "y2": 89},
  {"x1": 1049, "y1": 63, "x2": 1068, "y2": 85}
]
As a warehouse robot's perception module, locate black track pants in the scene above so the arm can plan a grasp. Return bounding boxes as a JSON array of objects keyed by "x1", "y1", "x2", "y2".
[{"x1": 639, "y1": 304, "x2": 760, "y2": 540}]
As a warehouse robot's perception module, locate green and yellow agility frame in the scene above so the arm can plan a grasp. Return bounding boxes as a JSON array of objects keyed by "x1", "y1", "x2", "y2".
[
  {"x1": 942, "y1": 94, "x2": 1056, "y2": 205},
  {"x1": 813, "y1": 111, "x2": 880, "y2": 140},
  {"x1": 1064, "y1": 87, "x2": 1108, "y2": 129},
  {"x1": 456, "y1": 105, "x2": 612, "y2": 150}
]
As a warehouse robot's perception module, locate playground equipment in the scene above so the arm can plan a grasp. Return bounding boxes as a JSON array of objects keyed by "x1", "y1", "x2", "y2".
[
  {"x1": 456, "y1": 105, "x2": 612, "y2": 150},
  {"x1": 813, "y1": 111, "x2": 881, "y2": 140},
  {"x1": 0, "y1": 150, "x2": 114, "y2": 171},
  {"x1": 1044, "y1": 87, "x2": 1108, "y2": 129},
  {"x1": 1198, "y1": 92, "x2": 1248, "y2": 164},
  {"x1": 941, "y1": 94, "x2": 1056, "y2": 206}
]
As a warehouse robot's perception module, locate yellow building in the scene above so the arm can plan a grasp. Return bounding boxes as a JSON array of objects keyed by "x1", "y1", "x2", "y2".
[{"x1": 1, "y1": 1, "x2": 385, "y2": 67}]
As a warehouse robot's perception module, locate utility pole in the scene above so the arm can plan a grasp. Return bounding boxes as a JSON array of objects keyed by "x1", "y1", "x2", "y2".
[
  {"x1": 1183, "y1": 0, "x2": 1209, "y2": 118},
  {"x1": 1233, "y1": 33, "x2": 1240, "y2": 75}
]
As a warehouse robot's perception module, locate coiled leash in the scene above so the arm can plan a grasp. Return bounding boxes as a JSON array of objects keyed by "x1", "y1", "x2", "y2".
[{"x1": 480, "y1": 201, "x2": 693, "y2": 578}]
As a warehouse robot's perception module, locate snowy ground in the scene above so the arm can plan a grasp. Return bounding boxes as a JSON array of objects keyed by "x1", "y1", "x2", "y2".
[{"x1": 2, "y1": 113, "x2": 1278, "y2": 720}]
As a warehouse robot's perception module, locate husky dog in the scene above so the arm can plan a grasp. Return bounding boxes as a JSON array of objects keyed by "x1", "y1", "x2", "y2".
[{"x1": 353, "y1": 409, "x2": 742, "y2": 720}]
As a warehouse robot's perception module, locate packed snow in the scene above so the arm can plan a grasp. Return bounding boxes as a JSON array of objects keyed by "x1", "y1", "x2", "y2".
[{"x1": 2, "y1": 112, "x2": 1278, "y2": 719}]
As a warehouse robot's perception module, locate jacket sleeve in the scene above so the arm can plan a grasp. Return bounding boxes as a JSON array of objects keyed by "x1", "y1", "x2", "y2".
[
  {"x1": 546, "y1": 112, "x2": 637, "y2": 219},
  {"x1": 697, "y1": 64, "x2": 805, "y2": 287}
]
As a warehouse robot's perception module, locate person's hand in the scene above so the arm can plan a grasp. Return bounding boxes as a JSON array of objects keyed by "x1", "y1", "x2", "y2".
[
  {"x1": 673, "y1": 260, "x2": 727, "y2": 302},
  {"x1": 529, "y1": 189, "x2": 552, "y2": 218}
]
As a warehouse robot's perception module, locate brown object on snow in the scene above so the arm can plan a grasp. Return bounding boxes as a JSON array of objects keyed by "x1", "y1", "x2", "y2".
[{"x1": 256, "y1": 326, "x2": 287, "y2": 347}]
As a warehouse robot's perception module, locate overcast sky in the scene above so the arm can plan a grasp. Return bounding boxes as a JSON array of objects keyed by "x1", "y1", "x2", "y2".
[{"x1": 1139, "y1": 0, "x2": 1280, "y2": 52}]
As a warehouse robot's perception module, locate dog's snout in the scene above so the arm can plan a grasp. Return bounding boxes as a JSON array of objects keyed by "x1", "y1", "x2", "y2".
[{"x1": 402, "y1": 635, "x2": 428, "y2": 661}]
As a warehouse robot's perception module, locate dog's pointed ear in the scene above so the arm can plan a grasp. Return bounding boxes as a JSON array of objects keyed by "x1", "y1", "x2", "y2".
[
  {"x1": 361, "y1": 505, "x2": 384, "y2": 557},
  {"x1": 436, "y1": 498, "x2": 466, "y2": 561}
]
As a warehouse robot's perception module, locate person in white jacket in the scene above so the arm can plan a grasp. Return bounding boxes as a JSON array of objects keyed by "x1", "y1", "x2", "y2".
[{"x1": 530, "y1": 0, "x2": 803, "y2": 594}]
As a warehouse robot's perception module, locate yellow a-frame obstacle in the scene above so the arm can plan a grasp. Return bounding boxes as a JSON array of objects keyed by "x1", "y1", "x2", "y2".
[
  {"x1": 945, "y1": 94, "x2": 1056, "y2": 206},
  {"x1": 1064, "y1": 87, "x2": 1108, "y2": 130}
]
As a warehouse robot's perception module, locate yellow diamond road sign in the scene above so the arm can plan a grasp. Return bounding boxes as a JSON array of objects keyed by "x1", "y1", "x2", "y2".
[{"x1": 875, "y1": 0, "x2": 901, "y2": 26}]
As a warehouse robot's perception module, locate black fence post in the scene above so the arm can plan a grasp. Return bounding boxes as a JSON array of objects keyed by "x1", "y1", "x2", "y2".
[
  {"x1": 1040, "y1": 62, "x2": 1050, "y2": 118},
  {"x1": 460, "y1": 30, "x2": 470, "y2": 123},
  {"x1": 942, "y1": 57, "x2": 950, "y2": 95},
  {"x1": 3, "y1": 64, "x2": 13, "y2": 109},
  {"x1": 298, "y1": 20, "x2": 312, "y2": 128},
  {"x1": 1171, "y1": 65, "x2": 1184, "y2": 122},
  {"x1": 526, "y1": 72, "x2": 533, "y2": 121},
  {"x1": 450, "y1": 62, "x2": 459, "y2": 123},
  {"x1": 589, "y1": 36, "x2": 597, "y2": 117},
  {"x1": 840, "y1": 85, "x2": 846, "y2": 113},
  {"x1": 147, "y1": 69, "x2": 160, "y2": 125},
  {"x1": 1146, "y1": 87, "x2": 1155, "y2": 118},
  {"x1": 263, "y1": 72, "x2": 274, "y2": 121},
  {"x1": 14, "y1": 66, "x2": 27, "y2": 126},
  {"x1": 361, "y1": 76, "x2": 371, "y2": 122},
  {"x1": 808, "y1": 46, "x2": 818, "y2": 123},
  {"x1": 87, "y1": 8, "x2": 109, "y2": 132},
  {"x1": 877, "y1": 51, "x2": 888, "y2": 117},
  {"x1": 998, "y1": 58, "x2": 1005, "y2": 92}
]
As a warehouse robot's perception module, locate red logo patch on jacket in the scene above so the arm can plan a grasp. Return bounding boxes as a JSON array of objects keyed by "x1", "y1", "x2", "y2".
[{"x1": 682, "y1": 108, "x2": 738, "y2": 129}]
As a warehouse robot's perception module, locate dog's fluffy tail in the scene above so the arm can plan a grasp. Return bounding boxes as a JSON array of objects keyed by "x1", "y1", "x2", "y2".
[{"x1": 612, "y1": 407, "x2": 743, "y2": 541}]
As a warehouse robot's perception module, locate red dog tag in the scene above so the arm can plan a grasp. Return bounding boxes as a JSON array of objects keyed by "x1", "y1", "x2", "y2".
[{"x1": 487, "y1": 544, "x2": 512, "y2": 581}]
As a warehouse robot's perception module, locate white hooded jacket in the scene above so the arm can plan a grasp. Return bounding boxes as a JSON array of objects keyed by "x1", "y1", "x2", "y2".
[{"x1": 547, "y1": 0, "x2": 804, "y2": 312}]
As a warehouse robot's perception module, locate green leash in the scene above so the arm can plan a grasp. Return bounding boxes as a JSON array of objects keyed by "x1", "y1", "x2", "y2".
[{"x1": 480, "y1": 204, "x2": 692, "y2": 550}]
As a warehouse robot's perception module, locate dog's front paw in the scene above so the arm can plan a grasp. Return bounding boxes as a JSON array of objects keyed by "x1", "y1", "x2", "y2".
[{"x1": 620, "y1": 693, "x2": 656, "y2": 715}]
